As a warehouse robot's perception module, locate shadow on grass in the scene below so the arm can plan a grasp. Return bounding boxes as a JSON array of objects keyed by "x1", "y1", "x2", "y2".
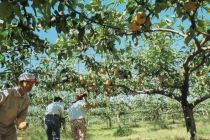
[{"x1": 148, "y1": 120, "x2": 174, "y2": 131}]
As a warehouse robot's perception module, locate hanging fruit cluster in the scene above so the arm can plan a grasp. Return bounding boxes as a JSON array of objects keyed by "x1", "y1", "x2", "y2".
[{"x1": 129, "y1": 12, "x2": 150, "y2": 32}]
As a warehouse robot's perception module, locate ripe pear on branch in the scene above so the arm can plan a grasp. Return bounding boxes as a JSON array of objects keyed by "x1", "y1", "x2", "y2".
[
  {"x1": 184, "y1": 2, "x2": 197, "y2": 12},
  {"x1": 129, "y1": 22, "x2": 139, "y2": 32},
  {"x1": 79, "y1": 76, "x2": 85, "y2": 84},
  {"x1": 135, "y1": 12, "x2": 147, "y2": 25},
  {"x1": 135, "y1": 77, "x2": 141, "y2": 84},
  {"x1": 99, "y1": 67, "x2": 107, "y2": 74},
  {"x1": 104, "y1": 79, "x2": 112, "y2": 86}
]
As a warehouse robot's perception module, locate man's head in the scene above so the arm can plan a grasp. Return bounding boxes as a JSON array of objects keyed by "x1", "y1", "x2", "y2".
[
  {"x1": 54, "y1": 96, "x2": 63, "y2": 102},
  {"x1": 18, "y1": 72, "x2": 38, "y2": 94},
  {"x1": 76, "y1": 93, "x2": 87, "y2": 100},
  {"x1": 18, "y1": 72, "x2": 38, "y2": 83}
]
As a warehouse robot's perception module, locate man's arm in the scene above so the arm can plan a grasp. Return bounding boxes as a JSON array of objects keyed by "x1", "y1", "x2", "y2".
[
  {"x1": 58, "y1": 104, "x2": 65, "y2": 118},
  {"x1": 58, "y1": 106, "x2": 66, "y2": 129},
  {"x1": 16, "y1": 105, "x2": 29, "y2": 130},
  {"x1": 82, "y1": 102, "x2": 97, "y2": 110}
]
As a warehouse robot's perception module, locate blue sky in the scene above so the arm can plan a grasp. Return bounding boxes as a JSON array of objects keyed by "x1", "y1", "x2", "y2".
[{"x1": 35, "y1": 28, "x2": 58, "y2": 44}]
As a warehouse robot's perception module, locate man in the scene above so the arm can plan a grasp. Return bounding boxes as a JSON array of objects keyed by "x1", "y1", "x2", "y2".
[
  {"x1": 68, "y1": 92, "x2": 96, "y2": 140},
  {"x1": 0, "y1": 72, "x2": 38, "y2": 140},
  {"x1": 44, "y1": 96, "x2": 65, "y2": 140}
]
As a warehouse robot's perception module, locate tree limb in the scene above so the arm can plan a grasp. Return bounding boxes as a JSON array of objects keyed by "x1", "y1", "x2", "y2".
[
  {"x1": 201, "y1": 36, "x2": 210, "y2": 46},
  {"x1": 114, "y1": 84, "x2": 181, "y2": 101},
  {"x1": 190, "y1": 53, "x2": 210, "y2": 73},
  {"x1": 119, "y1": 28, "x2": 186, "y2": 37},
  {"x1": 193, "y1": 93, "x2": 210, "y2": 107},
  {"x1": 151, "y1": 28, "x2": 186, "y2": 37},
  {"x1": 135, "y1": 88, "x2": 181, "y2": 101},
  {"x1": 193, "y1": 36, "x2": 201, "y2": 50},
  {"x1": 183, "y1": 47, "x2": 203, "y2": 70}
]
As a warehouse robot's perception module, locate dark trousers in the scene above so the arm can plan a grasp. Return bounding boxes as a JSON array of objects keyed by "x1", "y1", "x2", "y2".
[{"x1": 44, "y1": 115, "x2": 61, "y2": 140}]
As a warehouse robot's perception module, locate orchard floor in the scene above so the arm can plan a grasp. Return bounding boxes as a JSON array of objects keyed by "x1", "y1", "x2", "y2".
[{"x1": 17, "y1": 119, "x2": 210, "y2": 140}]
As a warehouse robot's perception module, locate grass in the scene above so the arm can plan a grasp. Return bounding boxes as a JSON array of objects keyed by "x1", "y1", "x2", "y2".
[{"x1": 17, "y1": 119, "x2": 210, "y2": 140}]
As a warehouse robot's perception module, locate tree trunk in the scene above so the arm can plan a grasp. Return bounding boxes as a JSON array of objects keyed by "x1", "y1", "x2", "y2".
[
  {"x1": 107, "y1": 116, "x2": 112, "y2": 128},
  {"x1": 117, "y1": 113, "x2": 121, "y2": 125},
  {"x1": 182, "y1": 103, "x2": 197, "y2": 140}
]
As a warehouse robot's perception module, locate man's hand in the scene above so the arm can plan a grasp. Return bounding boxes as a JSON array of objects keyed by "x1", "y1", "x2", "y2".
[
  {"x1": 91, "y1": 103, "x2": 97, "y2": 108},
  {"x1": 17, "y1": 121, "x2": 29, "y2": 130},
  {"x1": 18, "y1": 121, "x2": 29, "y2": 130},
  {"x1": 60, "y1": 118, "x2": 66, "y2": 130}
]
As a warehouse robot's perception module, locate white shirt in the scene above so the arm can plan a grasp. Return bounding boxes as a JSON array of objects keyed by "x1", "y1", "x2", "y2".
[
  {"x1": 45, "y1": 102, "x2": 64, "y2": 118},
  {"x1": 68, "y1": 99, "x2": 86, "y2": 121}
]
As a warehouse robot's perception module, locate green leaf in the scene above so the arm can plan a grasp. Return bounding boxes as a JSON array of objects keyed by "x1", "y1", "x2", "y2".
[
  {"x1": 178, "y1": 25, "x2": 184, "y2": 32},
  {"x1": 0, "y1": 1, "x2": 13, "y2": 20},
  {"x1": 197, "y1": 20, "x2": 204, "y2": 27},
  {"x1": 184, "y1": 35, "x2": 191, "y2": 45},
  {"x1": 0, "y1": 54, "x2": 5, "y2": 62},
  {"x1": 158, "y1": 21, "x2": 166, "y2": 28},
  {"x1": 77, "y1": 3, "x2": 84, "y2": 9},
  {"x1": 115, "y1": 37, "x2": 121, "y2": 44},
  {"x1": 0, "y1": 30, "x2": 6, "y2": 41},
  {"x1": 58, "y1": 2, "x2": 65, "y2": 12},
  {"x1": 13, "y1": 3, "x2": 23, "y2": 19}
]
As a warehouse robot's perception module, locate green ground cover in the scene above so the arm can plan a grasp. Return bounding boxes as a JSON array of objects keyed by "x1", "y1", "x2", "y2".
[{"x1": 17, "y1": 119, "x2": 210, "y2": 140}]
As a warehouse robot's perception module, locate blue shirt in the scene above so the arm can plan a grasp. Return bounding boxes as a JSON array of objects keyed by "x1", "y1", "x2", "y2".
[{"x1": 68, "y1": 99, "x2": 86, "y2": 121}]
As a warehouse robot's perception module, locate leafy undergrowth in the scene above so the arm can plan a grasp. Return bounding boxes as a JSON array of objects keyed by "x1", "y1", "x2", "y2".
[{"x1": 113, "y1": 126, "x2": 133, "y2": 137}]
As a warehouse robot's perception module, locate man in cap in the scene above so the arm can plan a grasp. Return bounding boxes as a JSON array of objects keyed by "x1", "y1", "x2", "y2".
[
  {"x1": 44, "y1": 96, "x2": 65, "y2": 140},
  {"x1": 0, "y1": 72, "x2": 38, "y2": 140}
]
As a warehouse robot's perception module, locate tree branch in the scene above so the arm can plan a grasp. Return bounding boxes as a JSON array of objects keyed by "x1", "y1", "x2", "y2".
[
  {"x1": 114, "y1": 84, "x2": 181, "y2": 101},
  {"x1": 193, "y1": 36, "x2": 201, "y2": 50},
  {"x1": 198, "y1": 31, "x2": 209, "y2": 37},
  {"x1": 193, "y1": 93, "x2": 210, "y2": 107},
  {"x1": 201, "y1": 35, "x2": 210, "y2": 46},
  {"x1": 151, "y1": 28, "x2": 186, "y2": 37},
  {"x1": 135, "y1": 88, "x2": 181, "y2": 101},
  {"x1": 183, "y1": 48, "x2": 202, "y2": 70},
  {"x1": 190, "y1": 53, "x2": 210, "y2": 73},
  {"x1": 203, "y1": 46, "x2": 210, "y2": 51},
  {"x1": 134, "y1": 0, "x2": 141, "y2": 5},
  {"x1": 119, "y1": 28, "x2": 186, "y2": 37}
]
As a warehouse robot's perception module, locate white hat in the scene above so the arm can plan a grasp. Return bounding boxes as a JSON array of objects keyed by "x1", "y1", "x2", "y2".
[{"x1": 18, "y1": 72, "x2": 37, "y2": 83}]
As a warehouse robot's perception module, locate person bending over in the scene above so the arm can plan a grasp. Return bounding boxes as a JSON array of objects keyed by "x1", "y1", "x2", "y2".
[{"x1": 0, "y1": 72, "x2": 38, "y2": 140}]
